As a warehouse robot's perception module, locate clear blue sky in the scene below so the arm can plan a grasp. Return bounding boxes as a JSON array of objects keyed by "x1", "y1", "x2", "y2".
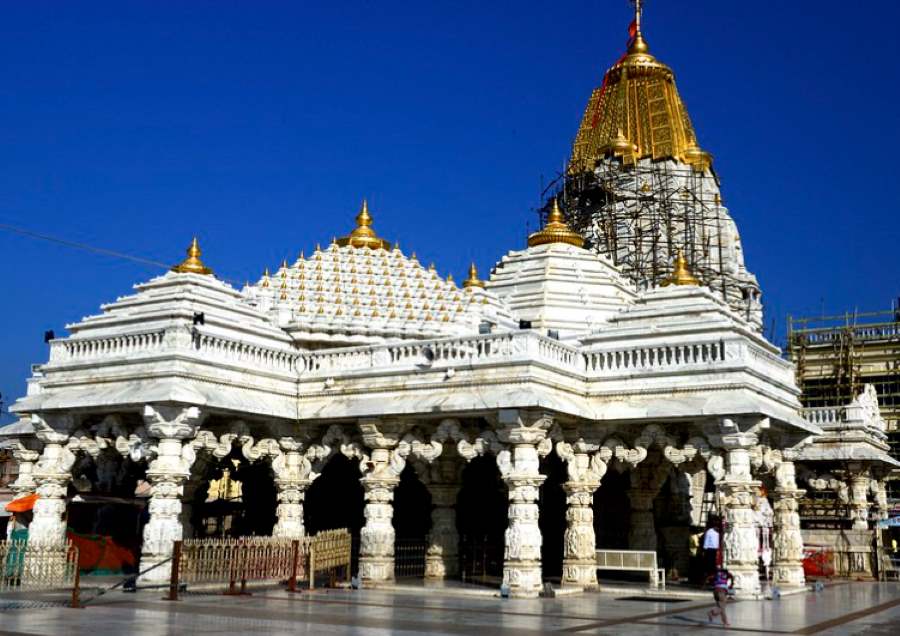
[{"x1": 1, "y1": 1, "x2": 897, "y2": 420}]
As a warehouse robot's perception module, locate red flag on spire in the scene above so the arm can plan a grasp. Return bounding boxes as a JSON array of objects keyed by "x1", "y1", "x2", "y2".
[{"x1": 628, "y1": 19, "x2": 638, "y2": 40}]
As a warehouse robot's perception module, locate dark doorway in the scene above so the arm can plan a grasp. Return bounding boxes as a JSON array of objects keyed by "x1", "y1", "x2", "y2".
[
  {"x1": 305, "y1": 454, "x2": 365, "y2": 572},
  {"x1": 457, "y1": 456, "x2": 506, "y2": 582},
  {"x1": 594, "y1": 469, "x2": 630, "y2": 548},
  {"x1": 393, "y1": 465, "x2": 432, "y2": 578},
  {"x1": 539, "y1": 452, "x2": 567, "y2": 581}
]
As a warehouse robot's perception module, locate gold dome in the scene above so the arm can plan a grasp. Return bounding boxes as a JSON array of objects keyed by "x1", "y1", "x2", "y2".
[
  {"x1": 171, "y1": 237, "x2": 213, "y2": 275},
  {"x1": 527, "y1": 199, "x2": 585, "y2": 248},
  {"x1": 462, "y1": 263, "x2": 485, "y2": 289},
  {"x1": 336, "y1": 199, "x2": 392, "y2": 250},
  {"x1": 661, "y1": 250, "x2": 700, "y2": 287},
  {"x1": 568, "y1": 2, "x2": 711, "y2": 174}
]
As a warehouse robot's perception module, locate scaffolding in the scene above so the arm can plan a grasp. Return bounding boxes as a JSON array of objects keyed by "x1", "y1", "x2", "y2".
[
  {"x1": 542, "y1": 157, "x2": 762, "y2": 328},
  {"x1": 787, "y1": 305, "x2": 900, "y2": 454}
]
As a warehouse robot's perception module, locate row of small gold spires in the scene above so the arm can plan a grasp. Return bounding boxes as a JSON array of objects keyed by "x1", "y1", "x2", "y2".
[{"x1": 172, "y1": 197, "x2": 699, "y2": 287}]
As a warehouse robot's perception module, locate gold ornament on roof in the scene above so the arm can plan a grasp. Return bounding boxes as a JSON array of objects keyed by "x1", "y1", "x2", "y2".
[
  {"x1": 527, "y1": 198, "x2": 585, "y2": 248},
  {"x1": 462, "y1": 263, "x2": 486, "y2": 289},
  {"x1": 261, "y1": 268, "x2": 270, "y2": 288},
  {"x1": 172, "y1": 237, "x2": 213, "y2": 275},
  {"x1": 568, "y1": 0, "x2": 711, "y2": 174},
  {"x1": 661, "y1": 250, "x2": 700, "y2": 286},
  {"x1": 336, "y1": 199, "x2": 392, "y2": 250}
]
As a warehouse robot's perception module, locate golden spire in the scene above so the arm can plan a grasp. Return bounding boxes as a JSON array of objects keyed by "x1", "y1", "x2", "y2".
[
  {"x1": 462, "y1": 262, "x2": 486, "y2": 289},
  {"x1": 661, "y1": 250, "x2": 700, "y2": 286},
  {"x1": 171, "y1": 237, "x2": 213, "y2": 275},
  {"x1": 336, "y1": 199, "x2": 392, "y2": 250},
  {"x1": 527, "y1": 198, "x2": 585, "y2": 248},
  {"x1": 261, "y1": 268, "x2": 270, "y2": 288},
  {"x1": 568, "y1": 2, "x2": 711, "y2": 174}
]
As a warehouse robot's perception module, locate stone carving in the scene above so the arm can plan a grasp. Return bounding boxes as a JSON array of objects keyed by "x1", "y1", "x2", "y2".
[
  {"x1": 138, "y1": 405, "x2": 204, "y2": 584},
  {"x1": 717, "y1": 435, "x2": 762, "y2": 595},
  {"x1": 771, "y1": 459, "x2": 805, "y2": 587},
  {"x1": 627, "y1": 462, "x2": 670, "y2": 551},
  {"x1": 29, "y1": 418, "x2": 78, "y2": 548}
]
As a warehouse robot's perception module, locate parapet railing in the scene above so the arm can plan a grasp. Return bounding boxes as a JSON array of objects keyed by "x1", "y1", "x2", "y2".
[
  {"x1": 802, "y1": 406, "x2": 845, "y2": 427},
  {"x1": 0, "y1": 540, "x2": 81, "y2": 607},
  {"x1": 167, "y1": 528, "x2": 351, "y2": 600},
  {"x1": 47, "y1": 325, "x2": 794, "y2": 388}
]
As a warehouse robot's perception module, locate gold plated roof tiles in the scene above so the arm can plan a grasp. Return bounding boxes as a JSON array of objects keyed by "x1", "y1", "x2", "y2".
[{"x1": 568, "y1": 2, "x2": 711, "y2": 174}]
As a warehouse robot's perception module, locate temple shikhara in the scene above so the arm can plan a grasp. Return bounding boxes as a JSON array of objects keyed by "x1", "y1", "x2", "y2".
[{"x1": 1, "y1": 3, "x2": 896, "y2": 598}]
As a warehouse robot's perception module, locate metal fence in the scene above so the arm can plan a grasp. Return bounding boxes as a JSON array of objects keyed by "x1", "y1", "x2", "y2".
[
  {"x1": 394, "y1": 539, "x2": 426, "y2": 578},
  {"x1": 169, "y1": 528, "x2": 351, "y2": 600},
  {"x1": 0, "y1": 540, "x2": 81, "y2": 607}
]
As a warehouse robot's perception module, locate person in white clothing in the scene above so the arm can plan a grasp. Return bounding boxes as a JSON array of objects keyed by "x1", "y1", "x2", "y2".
[{"x1": 702, "y1": 521, "x2": 720, "y2": 577}]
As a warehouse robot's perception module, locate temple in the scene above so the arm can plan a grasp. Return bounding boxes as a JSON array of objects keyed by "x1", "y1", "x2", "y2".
[{"x1": 1, "y1": 3, "x2": 895, "y2": 598}]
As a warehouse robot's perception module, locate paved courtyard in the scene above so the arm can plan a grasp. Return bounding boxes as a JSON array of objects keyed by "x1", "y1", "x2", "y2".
[{"x1": 2, "y1": 582, "x2": 900, "y2": 635}]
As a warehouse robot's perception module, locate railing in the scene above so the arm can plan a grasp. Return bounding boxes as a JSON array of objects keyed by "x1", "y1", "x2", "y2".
[
  {"x1": 168, "y1": 529, "x2": 351, "y2": 600},
  {"x1": 0, "y1": 540, "x2": 81, "y2": 606},
  {"x1": 803, "y1": 406, "x2": 845, "y2": 427},
  {"x1": 394, "y1": 539, "x2": 426, "y2": 578},
  {"x1": 51, "y1": 331, "x2": 166, "y2": 362},
  {"x1": 586, "y1": 340, "x2": 726, "y2": 374},
  {"x1": 595, "y1": 548, "x2": 665, "y2": 589}
]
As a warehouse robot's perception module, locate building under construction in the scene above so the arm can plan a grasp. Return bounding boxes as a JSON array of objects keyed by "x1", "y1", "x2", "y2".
[
  {"x1": 546, "y1": 4, "x2": 764, "y2": 330},
  {"x1": 788, "y1": 305, "x2": 900, "y2": 462}
]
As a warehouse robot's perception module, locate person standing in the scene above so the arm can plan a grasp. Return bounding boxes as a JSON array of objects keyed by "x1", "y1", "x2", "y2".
[
  {"x1": 702, "y1": 520, "x2": 720, "y2": 577},
  {"x1": 707, "y1": 566, "x2": 734, "y2": 626}
]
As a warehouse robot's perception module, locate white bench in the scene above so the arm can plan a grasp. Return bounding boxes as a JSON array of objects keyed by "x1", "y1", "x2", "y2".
[{"x1": 595, "y1": 549, "x2": 666, "y2": 589}]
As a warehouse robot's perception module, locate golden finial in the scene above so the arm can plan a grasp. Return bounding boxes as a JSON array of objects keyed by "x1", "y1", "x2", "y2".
[
  {"x1": 171, "y1": 237, "x2": 213, "y2": 275},
  {"x1": 661, "y1": 250, "x2": 701, "y2": 287},
  {"x1": 446, "y1": 273, "x2": 454, "y2": 284},
  {"x1": 428, "y1": 262, "x2": 436, "y2": 272},
  {"x1": 462, "y1": 262, "x2": 486, "y2": 289},
  {"x1": 527, "y1": 198, "x2": 585, "y2": 248},
  {"x1": 336, "y1": 199, "x2": 391, "y2": 250},
  {"x1": 627, "y1": 0, "x2": 649, "y2": 55},
  {"x1": 261, "y1": 268, "x2": 270, "y2": 288},
  {"x1": 281, "y1": 258, "x2": 288, "y2": 270}
]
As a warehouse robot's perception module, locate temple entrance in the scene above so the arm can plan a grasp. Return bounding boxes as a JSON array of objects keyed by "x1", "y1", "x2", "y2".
[
  {"x1": 457, "y1": 456, "x2": 506, "y2": 583},
  {"x1": 305, "y1": 454, "x2": 365, "y2": 572},
  {"x1": 191, "y1": 449, "x2": 277, "y2": 538},
  {"x1": 594, "y1": 469, "x2": 630, "y2": 549},
  {"x1": 539, "y1": 452, "x2": 567, "y2": 581},
  {"x1": 393, "y1": 465, "x2": 431, "y2": 578},
  {"x1": 66, "y1": 451, "x2": 146, "y2": 574}
]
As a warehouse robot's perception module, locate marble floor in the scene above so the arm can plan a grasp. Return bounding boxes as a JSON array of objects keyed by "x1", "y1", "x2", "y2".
[{"x1": 1, "y1": 582, "x2": 899, "y2": 635}]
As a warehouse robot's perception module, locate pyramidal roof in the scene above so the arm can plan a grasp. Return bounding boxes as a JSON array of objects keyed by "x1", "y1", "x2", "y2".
[
  {"x1": 568, "y1": 2, "x2": 711, "y2": 174},
  {"x1": 246, "y1": 202, "x2": 513, "y2": 345}
]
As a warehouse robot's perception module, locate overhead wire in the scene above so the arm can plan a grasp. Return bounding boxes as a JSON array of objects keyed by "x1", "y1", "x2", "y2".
[{"x1": 0, "y1": 222, "x2": 244, "y2": 286}]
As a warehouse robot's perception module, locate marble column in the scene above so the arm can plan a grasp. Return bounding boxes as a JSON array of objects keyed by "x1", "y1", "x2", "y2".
[
  {"x1": 29, "y1": 429, "x2": 76, "y2": 548},
  {"x1": 849, "y1": 465, "x2": 871, "y2": 531},
  {"x1": 138, "y1": 405, "x2": 202, "y2": 585},
  {"x1": 498, "y1": 411, "x2": 550, "y2": 598},
  {"x1": 425, "y1": 484, "x2": 460, "y2": 579},
  {"x1": 771, "y1": 458, "x2": 805, "y2": 587},
  {"x1": 561, "y1": 481, "x2": 599, "y2": 588},
  {"x1": 872, "y1": 478, "x2": 889, "y2": 522},
  {"x1": 358, "y1": 420, "x2": 407, "y2": 586},
  {"x1": 272, "y1": 447, "x2": 312, "y2": 539},
  {"x1": 718, "y1": 433, "x2": 761, "y2": 595}
]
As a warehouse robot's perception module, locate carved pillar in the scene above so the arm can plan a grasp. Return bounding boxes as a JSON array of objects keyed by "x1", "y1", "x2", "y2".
[
  {"x1": 8, "y1": 443, "x2": 40, "y2": 497},
  {"x1": 771, "y1": 457, "x2": 805, "y2": 587},
  {"x1": 718, "y1": 431, "x2": 761, "y2": 595},
  {"x1": 848, "y1": 465, "x2": 871, "y2": 530},
  {"x1": 425, "y1": 484, "x2": 460, "y2": 579},
  {"x1": 138, "y1": 405, "x2": 202, "y2": 584},
  {"x1": 272, "y1": 443, "x2": 312, "y2": 539},
  {"x1": 562, "y1": 481, "x2": 598, "y2": 588},
  {"x1": 30, "y1": 425, "x2": 76, "y2": 548},
  {"x1": 872, "y1": 478, "x2": 889, "y2": 522},
  {"x1": 497, "y1": 410, "x2": 550, "y2": 598},
  {"x1": 358, "y1": 420, "x2": 407, "y2": 586},
  {"x1": 556, "y1": 437, "x2": 605, "y2": 589}
]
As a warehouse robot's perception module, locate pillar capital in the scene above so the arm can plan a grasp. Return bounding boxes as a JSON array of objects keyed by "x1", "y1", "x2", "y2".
[{"x1": 143, "y1": 404, "x2": 203, "y2": 440}]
